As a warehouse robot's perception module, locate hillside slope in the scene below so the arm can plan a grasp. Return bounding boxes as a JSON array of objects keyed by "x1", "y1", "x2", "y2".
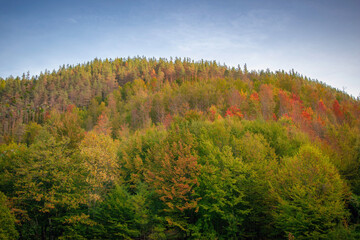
[{"x1": 1, "y1": 57, "x2": 360, "y2": 239}]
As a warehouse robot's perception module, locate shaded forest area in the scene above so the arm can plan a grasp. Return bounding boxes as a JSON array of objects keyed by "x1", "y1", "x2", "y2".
[{"x1": 1, "y1": 57, "x2": 360, "y2": 239}]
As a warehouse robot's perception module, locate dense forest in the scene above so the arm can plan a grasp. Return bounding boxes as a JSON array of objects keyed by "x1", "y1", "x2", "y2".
[{"x1": 1, "y1": 57, "x2": 360, "y2": 239}]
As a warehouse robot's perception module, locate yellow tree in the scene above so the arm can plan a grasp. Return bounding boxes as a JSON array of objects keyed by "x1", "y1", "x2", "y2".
[{"x1": 79, "y1": 131, "x2": 120, "y2": 207}]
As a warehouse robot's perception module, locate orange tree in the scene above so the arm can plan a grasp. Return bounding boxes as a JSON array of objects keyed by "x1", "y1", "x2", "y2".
[{"x1": 145, "y1": 126, "x2": 200, "y2": 237}]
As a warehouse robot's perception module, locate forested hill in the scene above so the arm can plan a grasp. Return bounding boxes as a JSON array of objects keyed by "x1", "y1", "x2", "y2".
[
  {"x1": 0, "y1": 57, "x2": 358, "y2": 140},
  {"x1": 1, "y1": 57, "x2": 360, "y2": 239}
]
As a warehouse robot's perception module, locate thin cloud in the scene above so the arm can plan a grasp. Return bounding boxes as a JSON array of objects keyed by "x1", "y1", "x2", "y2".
[
  {"x1": 67, "y1": 18, "x2": 78, "y2": 24},
  {"x1": 150, "y1": 8, "x2": 288, "y2": 57}
]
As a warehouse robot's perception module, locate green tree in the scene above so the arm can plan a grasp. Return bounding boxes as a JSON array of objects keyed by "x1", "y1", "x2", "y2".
[
  {"x1": 0, "y1": 192, "x2": 18, "y2": 240},
  {"x1": 23, "y1": 122, "x2": 42, "y2": 146},
  {"x1": 273, "y1": 145, "x2": 349, "y2": 239},
  {"x1": 194, "y1": 134, "x2": 251, "y2": 239},
  {"x1": 14, "y1": 129, "x2": 87, "y2": 239},
  {"x1": 0, "y1": 142, "x2": 28, "y2": 196},
  {"x1": 92, "y1": 183, "x2": 152, "y2": 239}
]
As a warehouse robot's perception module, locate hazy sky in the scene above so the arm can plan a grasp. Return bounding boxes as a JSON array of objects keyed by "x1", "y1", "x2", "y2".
[{"x1": 0, "y1": 0, "x2": 359, "y2": 97}]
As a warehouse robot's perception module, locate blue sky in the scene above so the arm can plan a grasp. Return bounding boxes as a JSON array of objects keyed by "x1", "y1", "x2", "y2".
[{"x1": 0, "y1": 0, "x2": 359, "y2": 97}]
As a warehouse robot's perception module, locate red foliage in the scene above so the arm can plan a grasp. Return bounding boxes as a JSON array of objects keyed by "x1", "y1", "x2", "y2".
[
  {"x1": 273, "y1": 113, "x2": 277, "y2": 121},
  {"x1": 301, "y1": 107, "x2": 314, "y2": 121},
  {"x1": 332, "y1": 100, "x2": 343, "y2": 120},
  {"x1": 318, "y1": 99, "x2": 327, "y2": 113},
  {"x1": 225, "y1": 106, "x2": 243, "y2": 118},
  {"x1": 291, "y1": 93, "x2": 302, "y2": 104},
  {"x1": 250, "y1": 92, "x2": 259, "y2": 101}
]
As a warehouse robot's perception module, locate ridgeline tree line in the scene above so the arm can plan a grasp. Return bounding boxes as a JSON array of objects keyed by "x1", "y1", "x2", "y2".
[{"x1": 0, "y1": 57, "x2": 360, "y2": 239}]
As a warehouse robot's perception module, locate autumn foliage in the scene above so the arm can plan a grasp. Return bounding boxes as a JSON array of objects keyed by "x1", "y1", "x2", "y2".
[
  {"x1": 333, "y1": 99, "x2": 344, "y2": 121},
  {"x1": 0, "y1": 57, "x2": 360, "y2": 239},
  {"x1": 225, "y1": 106, "x2": 243, "y2": 118}
]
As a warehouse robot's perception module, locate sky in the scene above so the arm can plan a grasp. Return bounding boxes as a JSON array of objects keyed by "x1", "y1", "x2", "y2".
[{"x1": 0, "y1": 0, "x2": 359, "y2": 97}]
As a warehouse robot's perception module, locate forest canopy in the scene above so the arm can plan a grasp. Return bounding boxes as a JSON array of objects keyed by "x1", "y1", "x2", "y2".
[{"x1": 1, "y1": 57, "x2": 360, "y2": 239}]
